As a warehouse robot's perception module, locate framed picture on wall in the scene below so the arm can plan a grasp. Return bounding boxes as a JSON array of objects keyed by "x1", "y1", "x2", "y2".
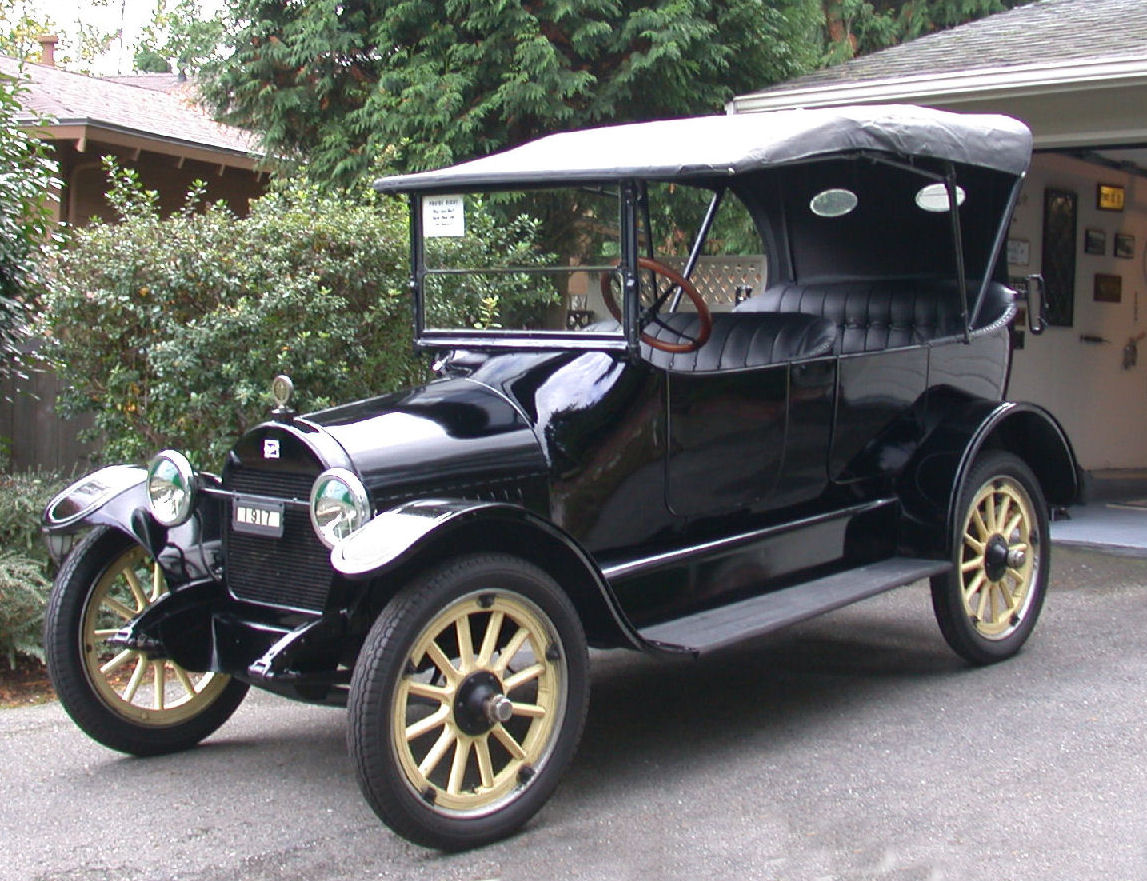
[
  {"x1": 1084, "y1": 228, "x2": 1106, "y2": 255},
  {"x1": 1041, "y1": 188, "x2": 1077, "y2": 327},
  {"x1": 1115, "y1": 233, "x2": 1135, "y2": 260},
  {"x1": 1098, "y1": 183, "x2": 1125, "y2": 212},
  {"x1": 1094, "y1": 273, "x2": 1122, "y2": 303}
]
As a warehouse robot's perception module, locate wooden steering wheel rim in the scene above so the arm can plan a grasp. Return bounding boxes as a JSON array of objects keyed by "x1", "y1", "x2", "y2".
[{"x1": 599, "y1": 256, "x2": 713, "y2": 353}]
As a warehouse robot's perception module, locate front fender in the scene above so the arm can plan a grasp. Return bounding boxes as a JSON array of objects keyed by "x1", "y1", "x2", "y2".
[
  {"x1": 42, "y1": 466, "x2": 153, "y2": 562},
  {"x1": 331, "y1": 499, "x2": 645, "y2": 650},
  {"x1": 42, "y1": 465, "x2": 224, "y2": 586}
]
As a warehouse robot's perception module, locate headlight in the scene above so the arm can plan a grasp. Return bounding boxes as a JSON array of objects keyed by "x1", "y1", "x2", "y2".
[
  {"x1": 310, "y1": 468, "x2": 371, "y2": 548},
  {"x1": 146, "y1": 450, "x2": 196, "y2": 527}
]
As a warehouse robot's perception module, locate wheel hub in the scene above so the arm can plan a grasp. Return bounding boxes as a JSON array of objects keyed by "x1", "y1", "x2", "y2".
[
  {"x1": 984, "y1": 534, "x2": 1011, "y2": 581},
  {"x1": 453, "y1": 671, "x2": 507, "y2": 736}
]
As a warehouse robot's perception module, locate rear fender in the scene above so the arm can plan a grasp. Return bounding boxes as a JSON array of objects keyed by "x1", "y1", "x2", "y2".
[
  {"x1": 42, "y1": 465, "x2": 223, "y2": 586},
  {"x1": 331, "y1": 499, "x2": 644, "y2": 650},
  {"x1": 899, "y1": 399, "x2": 1079, "y2": 554}
]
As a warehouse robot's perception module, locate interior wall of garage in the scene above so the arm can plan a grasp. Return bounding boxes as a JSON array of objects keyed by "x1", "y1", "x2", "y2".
[{"x1": 1005, "y1": 153, "x2": 1147, "y2": 471}]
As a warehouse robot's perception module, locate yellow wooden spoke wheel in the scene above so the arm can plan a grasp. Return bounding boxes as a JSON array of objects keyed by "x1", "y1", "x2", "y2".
[
  {"x1": 931, "y1": 452, "x2": 1049, "y2": 665},
  {"x1": 45, "y1": 527, "x2": 248, "y2": 755},
  {"x1": 392, "y1": 591, "x2": 564, "y2": 814},
  {"x1": 349, "y1": 554, "x2": 589, "y2": 851},
  {"x1": 957, "y1": 473, "x2": 1038, "y2": 640},
  {"x1": 82, "y1": 543, "x2": 232, "y2": 726}
]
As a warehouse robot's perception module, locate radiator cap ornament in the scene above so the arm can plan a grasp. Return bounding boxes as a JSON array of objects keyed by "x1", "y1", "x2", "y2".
[{"x1": 271, "y1": 374, "x2": 295, "y2": 421}]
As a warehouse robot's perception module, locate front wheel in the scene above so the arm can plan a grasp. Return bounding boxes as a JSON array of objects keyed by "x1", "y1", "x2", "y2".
[
  {"x1": 44, "y1": 526, "x2": 248, "y2": 755},
  {"x1": 348, "y1": 554, "x2": 589, "y2": 850},
  {"x1": 931, "y1": 452, "x2": 1050, "y2": 665}
]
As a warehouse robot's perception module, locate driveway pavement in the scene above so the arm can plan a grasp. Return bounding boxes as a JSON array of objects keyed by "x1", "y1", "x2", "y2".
[{"x1": 2, "y1": 546, "x2": 1146, "y2": 880}]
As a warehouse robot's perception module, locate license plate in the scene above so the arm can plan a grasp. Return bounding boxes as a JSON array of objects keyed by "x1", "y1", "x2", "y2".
[{"x1": 232, "y1": 497, "x2": 285, "y2": 538}]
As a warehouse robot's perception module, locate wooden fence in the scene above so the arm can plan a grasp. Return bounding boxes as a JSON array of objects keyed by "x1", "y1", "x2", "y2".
[{"x1": 1, "y1": 363, "x2": 94, "y2": 474}]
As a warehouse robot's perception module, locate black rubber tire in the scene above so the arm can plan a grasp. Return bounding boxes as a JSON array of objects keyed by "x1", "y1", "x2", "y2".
[
  {"x1": 44, "y1": 526, "x2": 248, "y2": 756},
  {"x1": 348, "y1": 553, "x2": 589, "y2": 851},
  {"x1": 931, "y1": 451, "x2": 1050, "y2": 666}
]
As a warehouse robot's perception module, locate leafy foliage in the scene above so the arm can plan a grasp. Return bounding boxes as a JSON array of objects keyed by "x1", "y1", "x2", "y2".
[
  {"x1": 0, "y1": 67, "x2": 59, "y2": 387},
  {"x1": 39, "y1": 160, "x2": 415, "y2": 465},
  {"x1": 38, "y1": 159, "x2": 551, "y2": 467},
  {"x1": 0, "y1": 470, "x2": 67, "y2": 668},
  {"x1": 0, "y1": 0, "x2": 117, "y2": 71},
  {"x1": 202, "y1": 0, "x2": 823, "y2": 187},
  {"x1": 133, "y1": 0, "x2": 226, "y2": 77},
  {"x1": 0, "y1": 1, "x2": 55, "y2": 62}
]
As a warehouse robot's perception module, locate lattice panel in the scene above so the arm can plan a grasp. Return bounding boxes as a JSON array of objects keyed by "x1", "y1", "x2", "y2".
[{"x1": 659, "y1": 255, "x2": 767, "y2": 308}]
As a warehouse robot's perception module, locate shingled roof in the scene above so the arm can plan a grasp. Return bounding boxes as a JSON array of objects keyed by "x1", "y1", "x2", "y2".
[
  {"x1": 731, "y1": 0, "x2": 1147, "y2": 113},
  {"x1": 0, "y1": 55, "x2": 259, "y2": 166}
]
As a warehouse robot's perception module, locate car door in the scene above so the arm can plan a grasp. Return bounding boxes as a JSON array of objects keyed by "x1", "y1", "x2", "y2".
[{"x1": 664, "y1": 354, "x2": 836, "y2": 519}]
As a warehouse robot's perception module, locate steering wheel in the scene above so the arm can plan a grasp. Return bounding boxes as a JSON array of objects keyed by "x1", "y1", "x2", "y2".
[{"x1": 600, "y1": 256, "x2": 713, "y2": 354}]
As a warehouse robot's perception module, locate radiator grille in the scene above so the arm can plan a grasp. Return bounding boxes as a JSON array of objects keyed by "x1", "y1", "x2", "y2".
[{"x1": 223, "y1": 468, "x2": 332, "y2": 611}]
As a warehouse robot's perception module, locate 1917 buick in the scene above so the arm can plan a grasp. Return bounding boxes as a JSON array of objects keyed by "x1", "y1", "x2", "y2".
[{"x1": 42, "y1": 105, "x2": 1077, "y2": 850}]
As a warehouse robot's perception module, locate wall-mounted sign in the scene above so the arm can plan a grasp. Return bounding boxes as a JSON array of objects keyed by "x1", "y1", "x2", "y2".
[
  {"x1": 1097, "y1": 183, "x2": 1125, "y2": 212},
  {"x1": 1007, "y1": 238, "x2": 1030, "y2": 266}
]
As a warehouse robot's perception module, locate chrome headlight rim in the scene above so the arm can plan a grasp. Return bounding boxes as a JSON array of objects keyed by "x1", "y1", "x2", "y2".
[
  {"x1": 309, "y1": 467, "x2": 371, "y2": 548},
  {"x1": 146, "y1": 450, "x2": 197, "y2": 527}
]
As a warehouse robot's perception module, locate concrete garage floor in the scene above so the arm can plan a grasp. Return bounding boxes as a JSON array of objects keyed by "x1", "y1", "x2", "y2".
[{"x1": 1051, "y1": 469, "x2": 1147, "y2": 557}]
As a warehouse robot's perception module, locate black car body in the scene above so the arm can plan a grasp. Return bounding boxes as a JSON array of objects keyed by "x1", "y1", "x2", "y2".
[{"x1": 43, "y1": 105, "x2": 1077, "y2": 849}]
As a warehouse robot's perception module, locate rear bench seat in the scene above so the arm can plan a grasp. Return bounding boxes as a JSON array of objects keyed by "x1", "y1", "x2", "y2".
[
  {"x1": 733, "y1": 278, "x2": 1015, "y2": 355},
  {"x1": 640, "y1": 312, "x2": 837, "y2": 372}
]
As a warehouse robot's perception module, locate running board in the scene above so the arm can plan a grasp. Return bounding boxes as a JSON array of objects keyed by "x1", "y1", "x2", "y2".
[{"x1": 637, "y1": 557, "x2": 952, "y2": 655}]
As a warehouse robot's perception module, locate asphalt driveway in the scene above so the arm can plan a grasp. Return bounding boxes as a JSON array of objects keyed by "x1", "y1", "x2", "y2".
[{"x1": 2, "y1": 546, "x2": 1145, "y2": 881}]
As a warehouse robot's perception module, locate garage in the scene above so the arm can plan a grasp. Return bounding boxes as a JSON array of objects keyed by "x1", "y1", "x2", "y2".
[{"x1": 730, "y1": 0, "x2": 1147, "y2": 480}]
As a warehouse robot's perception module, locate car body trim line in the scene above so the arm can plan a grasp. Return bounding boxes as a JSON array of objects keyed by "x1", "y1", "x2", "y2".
[{"x1": 600, "y1": 498, "x2": 897, "y2": 581}]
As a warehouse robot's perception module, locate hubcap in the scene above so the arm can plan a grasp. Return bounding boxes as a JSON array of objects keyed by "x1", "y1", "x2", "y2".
[
  {"x1": 81, "y1": 545, "x2": 230, "y2": 725},
  {"x1": 958, "y1": 476, "x2": 1039, "y2": 640},
  {"x1": 391, "y1": 591, "x2": 566, "y2": 816}
]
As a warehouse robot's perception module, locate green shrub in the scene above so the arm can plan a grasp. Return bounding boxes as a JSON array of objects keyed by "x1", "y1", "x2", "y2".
[
  {"x1": 39, "y1": 160, "x2": 550, "y2": 468},
  {"x1": 0, "y1": 551, "x2": 50, "y2": 668},
  {"x1": 39, "y1": 162, "x2": 421, "y2": 466},
  {"x1": 0, "y1": 470, "x2": 68, "y2": 668}
]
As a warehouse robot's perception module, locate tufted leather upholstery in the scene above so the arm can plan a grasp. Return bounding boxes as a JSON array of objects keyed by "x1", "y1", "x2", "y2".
[
  {"x1": 734, "y1": 279, "x2": 1013, "y2": 355},
  {"x1": 640, "y1": 312, "x2": 837, "y2": 372}
]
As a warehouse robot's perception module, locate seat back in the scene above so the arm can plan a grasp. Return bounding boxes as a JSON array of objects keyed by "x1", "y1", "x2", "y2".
[
  {"x1": 641, "y1": 312, "x2": 837, "y2": 372},
  {"x1": 734, "y1": 279, "x2": 1014, "y2": 355}
]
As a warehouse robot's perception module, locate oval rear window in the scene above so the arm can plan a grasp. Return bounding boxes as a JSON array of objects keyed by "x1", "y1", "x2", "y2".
[
  {"x1": 810, "y1": 188, "x2": 858, "y2": 218},
  {"x1": 916, "y1": 183, "x2": 966, "y2": 213}
]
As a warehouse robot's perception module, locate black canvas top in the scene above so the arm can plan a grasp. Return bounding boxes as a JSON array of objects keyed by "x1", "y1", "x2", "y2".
[{"x1": 374, "y1": 104, "x2": 1032, "y2": 194}]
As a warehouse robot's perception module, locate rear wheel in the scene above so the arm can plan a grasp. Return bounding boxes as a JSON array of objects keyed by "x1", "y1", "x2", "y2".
[
  {"x1": 931, "y1": 452, "x2": 1049, "y2": 665},
  {"x1": 44, "y1": 527, "x2": 248, "y2": 755},
  {"x1": 348, "y1": 554, "x2": 589, "y2": 850}
]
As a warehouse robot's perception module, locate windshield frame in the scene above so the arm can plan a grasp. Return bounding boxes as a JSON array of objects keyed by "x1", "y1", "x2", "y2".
[{"x1": 409, "y1": 182, "x2": 642, "y2": 354}]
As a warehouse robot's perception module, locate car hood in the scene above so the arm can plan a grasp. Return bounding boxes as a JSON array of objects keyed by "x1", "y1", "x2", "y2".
[{"x1": 302, "y1": 375, "x2": 548, "y2": 500}]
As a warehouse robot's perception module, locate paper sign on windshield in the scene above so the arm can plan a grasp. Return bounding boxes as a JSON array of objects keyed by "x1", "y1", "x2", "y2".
[{"x1": 423, "y1": 195, "x2": 466, "y2": 237}]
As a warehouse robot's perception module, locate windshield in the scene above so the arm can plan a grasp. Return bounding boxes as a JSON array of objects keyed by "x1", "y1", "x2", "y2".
[
  {"x1": 419, "y1": 187, "x2": 623, "y2": 339},
  {"x1": 416, "y1": 182, "x2": 766, "y2": 346}
]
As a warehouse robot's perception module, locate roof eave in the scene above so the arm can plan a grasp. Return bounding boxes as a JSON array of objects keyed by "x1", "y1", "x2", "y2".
[
  {"x1": 729, "y1": 55, "x2": 1147, "y2": 114},
  {"x1": 18, "y1": 117, "x2": 263, "y2": 171}
]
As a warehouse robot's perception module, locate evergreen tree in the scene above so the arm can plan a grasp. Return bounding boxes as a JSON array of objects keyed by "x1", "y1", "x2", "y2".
[{"x1": 202, "y1": 0, "x2": 823, "y2": 186}]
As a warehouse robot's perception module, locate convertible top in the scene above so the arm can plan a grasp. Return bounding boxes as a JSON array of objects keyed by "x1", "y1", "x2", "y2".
[{"x1": 374, "y1": 104, "x2": 1032, "y2": 194}]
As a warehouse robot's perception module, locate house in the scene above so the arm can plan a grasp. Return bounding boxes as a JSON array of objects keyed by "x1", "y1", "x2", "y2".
[
  {"x1": 731, "y1": 0, "x2": 1147, "y2": 480},
  {"x1": 0, "y1": 36, "x2": 266, "y2": 227},
  {"x1": 0, "y1": 38, "x2": 268, "y2": 472}
]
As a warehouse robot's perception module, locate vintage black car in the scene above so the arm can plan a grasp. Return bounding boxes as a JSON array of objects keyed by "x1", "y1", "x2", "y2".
[{"x1": 43, "y1": 105, "x2": 1077, "y2": 850}]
